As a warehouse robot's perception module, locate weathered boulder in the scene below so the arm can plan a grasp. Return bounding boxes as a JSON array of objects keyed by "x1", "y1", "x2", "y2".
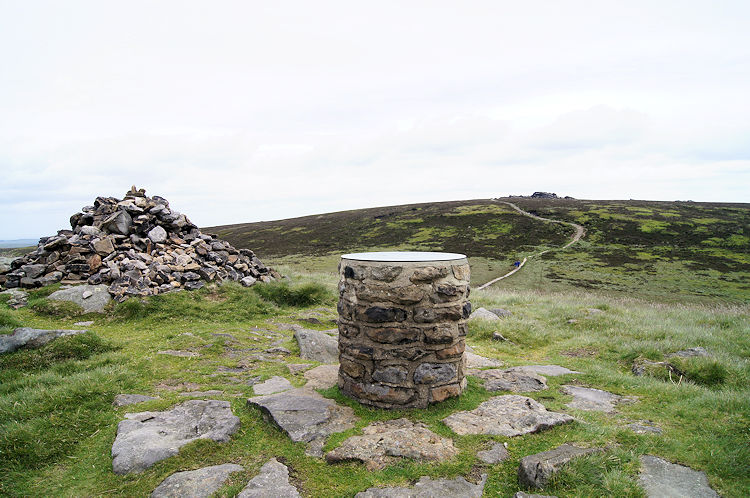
[
  {"x1": 326, "y1": 418, "x2": 458, "y2": 470},
  {"x1": 111, "y1": 400, "x2": 240, "y2": 474},
  {"x1": 247, "y1": 388, "x2": 357, "y2": 457},
  {"x1": 638, "y1": 455, "x2": 718, "y2": 497},
  {"x1": 0, "y1": 327, "x2": 87, "y2": 354},
  {"x1": 518, "y1": 444, "x2": 604, "y2": 488},
  {"x1": 303, "y1": 364, "x2": 339, "y2": 389},
  {"x1": 468, "y1": 307, "x2": 501, "y2": 321},
  {"x1": 294, "y1": 328, "x2": 339, "y2": 364},
  {"x1": 237, "y1": 458, "x2": 300, "y2": 498},
  {"x1": 355, "y1": 474, "x2": 487, "y2": 498},
  {"x1": 48, "y1": 284, "x2": 111, "y2": 313},
  {"x1": 443, "y1": 395, "x2": 573, "y2": 436},
  {"x1": 150, "y1": 463, "x2": 244, "y2": 498}
]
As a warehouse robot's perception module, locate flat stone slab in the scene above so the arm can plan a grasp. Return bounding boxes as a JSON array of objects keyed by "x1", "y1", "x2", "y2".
[
  {"x1": 490, "y1": 308, "x2": 512, "y2": 317},
  {"x1": 287, "y1": 363, "x2": 313, "y2": 374},
  {"x1": 150, "y1": 463, "x2": 244, "y2": 498},
  {"x1": 48, "y1": 284, "x2": 111, "y2": 313},
  {"x1": 669, "y1": 347, "x2": 710, "y2": 358},
  {"x1": 304, "y1": 364, "x2": 339, "y2": 389},
  {"x1": 294, "y1": 328, "x2": 339, "y2": 364},
  {"x1": 562, "y1": 385, "x2": 637, "y2": 413},
  {"x1": 443, "y1": 395, "x2": 573, "y2": 436},
  {"x1": 627, "y1": 421, "x2": 663, "y2": 435},
  {"x1": 157, "y1": 350, "x2": 199, "y2": 358},
  {"x1": 465, "y1": 351, "x2": 504, "y2": 368},
  {"x1": 356, "y1": 474, "x2": 487, "y2": 498},
  {"x1": 326, "y1": 418, "x2": 458, "y2": 470},
  {"x1": 179, "y1": 390, "x2": 225, "y2": 397},
  {"x1": 73, "y1": 320, "x2": 95, "y2": 326},
  {"x1": 0, "y1": 327, "x2": 87, "y2": 354},
  {"x1": 473, "y1": 369, "x2": 548, "y2": 392},
  {"x1": 506, "y1": 365, "x2": 581, "y2": 376},
  {"x1": 253, "y1": 376, "x2": 293, "y2": 395},
  {"x1": 237, "y1": 458, "x2": 300, "y2": 498},
  {"x1": 477, "y1": 442, "x2": 510, "y2": 464},
  {"x1": 639, "y1": 455, "x2": 718, "y2": 497},
  {"x1": 518, "y1": 443, "x2": 604, "y2": 488},
  {"x1": 111, "y1": 399, "x2": 240, "y2": 474},
  {"x1": 468, "y1": 307, "x2": 501, "y2": 321},
  {"x1": 113, "y1": 394, "x2": 159, "y2": 407},
  {"x1": 247, "y1": 388, "x2": 357, "y2": 457}
]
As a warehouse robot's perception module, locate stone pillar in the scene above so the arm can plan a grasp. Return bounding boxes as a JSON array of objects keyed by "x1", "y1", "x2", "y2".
[{"x1": 337, "y1": 252, "x2": 471, "y2": 409}]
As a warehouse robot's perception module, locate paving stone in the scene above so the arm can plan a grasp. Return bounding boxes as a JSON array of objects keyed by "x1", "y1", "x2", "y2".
[
  {"x1": 294, "y1": 328, "x2": 339, "y2": 363},
  {"x1": 304, "y1": 364, "x2": 339, "y2": 389},
  {"x1": 639, "y1": 455, "x2": 719, "y2": 497},
  {"x1": 0, "y1": 327, "x2": 87, "y2": 354},
  {"x1": 157, "y1": 350, "x2": 199, "y2": 358},
  {"x1": 111, "y1": 400, "x2": 240, "y2": 474},
  {"x1": 465, "y1": 351, "x2": 504, "y2": 368},
  {"x1": 253, "y1": 376, "x2": 293, "y2": 395},
  {"x1": 473, "y1": 369, "x2": 548, "y2": 392},
  {"x1": 326, "y1": 418, "x2": 458, "y2": 470},
  {"x1": 443, "y1": 395, "x2": 573, "y2": 436},
  {"x1": 287, "y1": 363, "x2": 313, "y2": 374},
  {"x1": 48, "y1": 284, "x2": 111, "y2": 313},
  {"x1": 518, "y1": 443, "x2": 604, "y2": 488},
  {"x1": 505, "y1": 365, "x2": 581, "y2": 376},
  {"x1": 237, "y1": 458, "x2": 301, "y2": 498},
  {"x1": 477, "y1": 442, "x2": 510, "y2": 464},
  {"x1": 247, "y1": 388, "x2": 357, "y2": 457},
  {"x1": 150, "y1": 463, "x2": 244, "y2": 498},
  {"x1": 113, "y1": 394, "x2": 159, "y2": 407},
  {"x1": 562, "y1": 385, "x2": 637, "y2": 413},
  {"x1": 355, "y1": 474, "x2": 487, "y2": 498}
]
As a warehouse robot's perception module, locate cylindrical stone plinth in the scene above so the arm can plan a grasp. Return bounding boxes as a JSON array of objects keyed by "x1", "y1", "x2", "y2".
[{"x1": 337, "y1": 251, "x2": 471, "y2": 409}]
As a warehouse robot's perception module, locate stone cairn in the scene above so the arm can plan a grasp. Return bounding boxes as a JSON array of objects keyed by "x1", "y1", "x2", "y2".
[
  {"x1": 0, "y1": 187, "x2": 278, "y2": 300},
  {"x1": 337, "y1": 257, "x2": 471, "y2": 409}
]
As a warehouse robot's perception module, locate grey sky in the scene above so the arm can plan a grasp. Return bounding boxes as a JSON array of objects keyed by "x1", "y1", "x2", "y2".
[{"x1": 1, "y1": 0, "x2": 748, "y2": 239}]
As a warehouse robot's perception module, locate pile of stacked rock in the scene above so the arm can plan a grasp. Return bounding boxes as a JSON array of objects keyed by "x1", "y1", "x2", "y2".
[{"x1": 0, "y1": 187, "x2": 278, "y2": 300}]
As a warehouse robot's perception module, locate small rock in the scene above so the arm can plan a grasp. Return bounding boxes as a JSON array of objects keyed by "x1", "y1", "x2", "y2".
[
  {"x1": 518, "y1": 443, "x2": 604, "y2": 488},
  {"x1": 287, "y1": 363, "x2": 313, "y2": 374},
  {"x1": 326, "y1": 418, "x2": 458, "y2": 470},
  {"x1": 477, "y1": 442, "x2": 510, "y2": 464},
  {"x1": 473, "y1": 369, "x2": 548, "y2": 392},
  {"x1": 294, "y1": 328, "x2": 339, "y2": 364},
  {"x1": 585, "y1": 308, "x2": 604, "y2": 315},
  {"x1": 241, "y1": 276, "x2": 257, "y2": 287},
  {"x1": 443, "y1": 395, "x2": 573, "y2": 436},
  {"x1": 1, "y1": 289, "x2": 28, "y2": 309},
  {"x1": 247, "y1": 388, "x2": 357, "y2": 457},
  {"x1": 562, "y1": 385, "x2": 637, "y2": 413},
  {"x1": 81, "y1": 290, "x2": 93, "y2": 299},
  {"x1": 566, "y1": 319, "x2": 578, "y2": 324},
  {"x1": 237, "y1": 458, "x2": 300, "y2": 498},
  {"x1": 465, "y1": 351, "x2": 504, "y2": 368},
  {"x1": 490, "y1": 307, "x2": 512, "y2": 317},
  {"x1": 48, "y1": 284, "x2": 111, "y2": 313},
  {"x1": 147, "y1": 225, "x2": 168, "y2": 243},
  {"x1": 157, "y1": 350, "x2": 199, "y2": 358},
  {"x1": 356, "y1": 474, "x2": 487, "y2": 498},
  {"x1": 253, "y1": 376, "x2": 293, "y2": 395},
  {"x1": 639, "y1": 455, "x2": 719, "y2": 497},
  {"x1": 111, "y1": 400, "x2": 240, "y2": 474},
  {"x1": 303, "y1": 364, "x2": 339, "y2": 389},
  {"x1": 113, "y1": 394, "x2": 159, "y2": 407},
  {"x1": 150, "y1": 463, "x2": 244, "y2": 498},
  {"x1": 266, "y1": 347, "x2": 291, "y2": 355},
  {"x1": 505, "y1": 365, "x2": 581, "y2": 376},
  {"x1": 74, "y1": 320, "x2": 95, "y2": 326},
  {"x1": 0, "y1": 327, "x2": 87, "y2": 354},
  {"x1": 468, "y1": 307, "x2": 500, "y2": 321},
  {"x1": 492, "y1": 332, "x2": 508, "y2": 341}
]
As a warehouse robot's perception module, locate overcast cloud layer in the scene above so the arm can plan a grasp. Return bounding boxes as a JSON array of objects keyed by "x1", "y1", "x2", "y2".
[{"x1": 1, "y1": 0, "x2": 748, "y2": 239}]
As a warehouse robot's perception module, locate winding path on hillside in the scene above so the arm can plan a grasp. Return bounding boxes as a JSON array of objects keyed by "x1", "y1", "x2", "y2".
[{"x1": 475, "y1": 200, "x2": 585, "y2": 290}]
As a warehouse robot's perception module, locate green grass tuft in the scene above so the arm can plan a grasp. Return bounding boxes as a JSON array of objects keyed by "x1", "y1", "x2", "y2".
[{"x1": 252, "y1": 280, "x2": 334, "y2": 308}]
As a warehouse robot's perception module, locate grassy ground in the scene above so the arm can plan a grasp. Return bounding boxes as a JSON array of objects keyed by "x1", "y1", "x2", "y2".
[
  {"x1": 1, "y1": 271, "x2": 748, "y2": 497},
  {"x1": 207, "y1": 198, "x2": 750, "y2": 304}
]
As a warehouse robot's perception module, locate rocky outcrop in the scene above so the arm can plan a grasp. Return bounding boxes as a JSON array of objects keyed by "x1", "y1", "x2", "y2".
[
  {"x1": 1, "y1": 187, "x2": 278, "y2": 300},
  {"x1": 0, "y1": 327, "x2": 87, "y2": 354}
]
